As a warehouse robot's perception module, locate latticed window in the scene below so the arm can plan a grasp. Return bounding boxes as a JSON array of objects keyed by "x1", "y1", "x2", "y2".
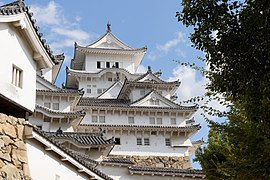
[
  {"x1": 149, "y1": 117, "x2": 155, "y2": 124},
  {"x1": 165, "y1": 138, "x2": 171, "y2": 146},
  {"x1": 99, "y1": 116, "x2": 105, "y2": 123},
  {"x1": 137, "y1": 138, "x2": 142, "y2": 145},
  {"x1": 156, "y1": 118, "x2": 162, "y2": 124},
  {"x1": 170, "y1": 118, "x2": 176, "y2": 125},
  {"x1": 52, "y1": 103, "x2": 59, "y2": 110},
  {"x1": 92, "y1": 115, "x2": 98, "y2": 123},
  {"x1": 12, "y1": 65, "x2": 23, "y2": 88},
  {"x1": 144, "y1": 138, "x2": 150, "y2": 146},
  {"x1": 44, "y1": 102, "x2": 51, "y2": 109},
  {"x1": 128, "y1": 117, "x2": 134, "y2": 124}
]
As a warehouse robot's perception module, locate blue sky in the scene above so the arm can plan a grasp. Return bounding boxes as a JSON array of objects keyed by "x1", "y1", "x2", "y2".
[{"x1": 1, "y1": 0, "x2": 224, "y2": 168}]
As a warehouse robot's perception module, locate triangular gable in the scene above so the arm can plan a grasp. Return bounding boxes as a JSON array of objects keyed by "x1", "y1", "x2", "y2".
[
  {"x1": 87, "y1": 32, "x2": 131, "y2": 50},
  {"x1": 98, "y1": 81, "x2": 123, "y2": 99},
  {"x1": 137, "y1": 73, "x2": 164, "y2": 83},
  {"x1": 36, "y1": 75, "x2": 60, "y2": 91},
  {"x1": 130, "y1": 91, "x2": 181, "y2": 108}
]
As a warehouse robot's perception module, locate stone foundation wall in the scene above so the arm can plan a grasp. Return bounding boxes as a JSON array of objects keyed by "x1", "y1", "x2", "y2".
[
  {"x1": 0, "y1": 113, "x2": 31, "y2": 180},
  {"x1": 110, "y1": 155, "x2": 191, "y2": 169}
]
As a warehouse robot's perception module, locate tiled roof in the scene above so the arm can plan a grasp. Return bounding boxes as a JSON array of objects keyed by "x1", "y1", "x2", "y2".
[
  {"x1": 80, "y1": 124, "x2": 201, "y2": 132},
  {"x1": 102, "y1": 157, "x2": 134, "y2": 165},
  {"x1": 77, "y1": 97, "x2": 198, "y2": 111},
  {"x1": 77, "y1": 45, "x2": 147, "y2": 55},
  {"x1": 44, "y1": 131, "x2": 114, "y2": 146},
  {"x1": 35, "y1": 104, "x2": 85, "y2": 118},
  {"x1": 0, "y1": 0, "x2": 58, "y2": 64},
  {"x1": 128, "y1": 166, "x2": 205, "y2": 178},
  {"x1": 32, "y1": 127, "x2": 113, "y2": 180},
  {"x1": 37, "y1": 89, "x2": 84, "y2": 96},
  {"x1": 67, "y1": 66, "x2": 142, "y2": 78}
]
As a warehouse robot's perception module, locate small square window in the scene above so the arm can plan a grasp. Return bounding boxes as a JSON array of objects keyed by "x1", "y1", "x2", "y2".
[
  {"x1": 156, "y1": 118, "x2": 162, "y2": 124},
  {"x1": 137, "y1": 138, "x2": 142, "y2": 145},
  {"x1": 151, "y1": 131, "x2": 157, "y2": 135},
  {"x1": 12, "y1": 65, "x2": 23, "y2": 88},
  {"x1": 171, "y1": 118, "x2": 176, "y2": 125},
  {"x1": 149, "y1": 117, "x2": 155, "y2": 124},
  {"x1": 97, "y1": 61, "x2": 101, "y2": 68},
  {"x1": 144, "y1": 138, "x2": 150, "y2": 146},
  {"x1": 52, "y1": 103, "x2": 59, "y2": 110},
  {"x1": 97, "y1": 89, "x2": 102, "y2": 94},
  {"x1": 92, "y1": 116, "x2": 98, "y2": 123},
  {"x1": 115, "y1": 62, "x2": 119, "y2": 68},
  {"x1": 165, "y1": 138, "x2": 171, "y2": 146},
  {"x1": 44, "y1": 102, "x2": 51, "y2": 109},
  {"x1": 128, "y1": 117, "x2": 134, "y2": 124},
  {"x1": 106, "y1": 62, "x2": 110, "y2": 68},
  {"x1": 108, "y1": 77, "x2": 112, "y2": 81},
  {"x1": 115, "y1": 138, "x2": 121, "y2": 145},
  {"x1": 99, "y1": 116, "x2": 105, "y2": 123}
]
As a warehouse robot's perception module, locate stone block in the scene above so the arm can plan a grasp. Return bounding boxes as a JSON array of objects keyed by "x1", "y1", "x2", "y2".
[
  {"x1": 0, "y1": 164, "x2": 21, "y2": 180},
  {"x1": 12, "y1": 149, "x2": 27, "y2": 163},
  {"x1": 1, "y1": 136, "x2": 13, "y2": 146},
  {"x1": 0, "y1": 152, "x2": 11, "y2": 162},
  {"x1": 1, "y1": 124, "x2": 16, "y2": 139},
  {"x1": 17, "y1": 125, "x2": 24, "y2": 140}
]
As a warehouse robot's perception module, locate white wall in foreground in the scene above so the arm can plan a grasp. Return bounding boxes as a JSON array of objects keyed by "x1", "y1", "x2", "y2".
[{"x1": 26, "y1": 139, "x2": 88, "y2": 180}]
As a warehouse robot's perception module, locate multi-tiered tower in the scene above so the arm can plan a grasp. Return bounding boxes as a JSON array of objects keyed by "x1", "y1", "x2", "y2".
[{"x1": 66, "y1": 24, "x2": 201, "y2": 170}]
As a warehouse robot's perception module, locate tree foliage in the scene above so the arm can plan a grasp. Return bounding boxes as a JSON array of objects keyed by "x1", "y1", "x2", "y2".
[{"x1": 177, "y1": 0, "x2": 270, "y2": 179}]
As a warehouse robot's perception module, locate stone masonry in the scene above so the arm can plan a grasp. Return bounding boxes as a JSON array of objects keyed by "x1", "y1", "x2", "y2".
[
  {"x1": 110, "y1": 155, "x2": 191, "y2": 169},
  {"x1": 0, "y1": 113, "x2": 31, "y2": 180}
]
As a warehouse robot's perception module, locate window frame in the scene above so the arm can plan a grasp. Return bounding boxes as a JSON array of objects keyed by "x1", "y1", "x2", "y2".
[{"x1": 12, "y1": 65, "x2": 23, "y2": 88}]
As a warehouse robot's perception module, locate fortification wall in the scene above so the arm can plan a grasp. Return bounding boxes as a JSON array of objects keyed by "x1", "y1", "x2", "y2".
[{"x1": 0, "y1": 113, "x2": 31, "y2": 180}]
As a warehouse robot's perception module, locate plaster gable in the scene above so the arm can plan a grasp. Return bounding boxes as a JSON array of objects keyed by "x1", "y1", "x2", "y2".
[
  {"x1": 98, "y1": 81, "x2": 123, "y2": 99},
  {"x1": 131, "y1": 91, "x2": 179, "y2": 108},
  {"x1": 87, "y1": 33, "x2": 131, "y2": 50},
  {"x1": 138, "y1": 73, "x2": 163, "y2": 83}
]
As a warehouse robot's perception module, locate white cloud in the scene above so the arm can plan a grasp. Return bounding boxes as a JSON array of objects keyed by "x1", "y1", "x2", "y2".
[
  {"x1": 31, "y1": 1, "x2": 64, "y2": 26},
  {"x1": 52, "y1": 28, "x2": 90, "y2": 42},
  {"x1": 30, "y1": 1, "x2": 93, "y2": 53},
  {"x1": 157, "y1": 32, "x2": 186, "y2": 53},
  {"x1": 146, "y1": 31, "x2": 187, "y2": 61}
]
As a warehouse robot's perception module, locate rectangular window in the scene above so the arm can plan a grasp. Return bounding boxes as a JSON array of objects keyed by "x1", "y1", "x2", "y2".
[
  {"x1": 155, "y1": 99, "x2": 160, "y2": 105},
  {"x1": 92, "y1": 115, "x2": 98, "y2": 123},
  {"x1": 171, "y1": 118, "x2": 176, "y2": 125},
  {"x1": 97, "y1": 61, "x2": 101, "y2": 68},
  {"x1": 87, "y1": 89, "x2": 91, "y2": 94},
  {"x1": 144, "y1": 138, "x2": 150, "y2": 146},
  {"x1": 12, "y1": 65, "x2": 23, "y2": 88},
  {"x1": 97, "y1": 89, "x2": 102, "y2": 94},
  {"x1": 108, "y1": 77, "x2": 112, "y2": 81},
  {"x1": 137, "y1": 138, "x2": 142, "y2": 145},
  {"x1": 99, "y1": 116, "x2": 105, "y2": 123},
  {"x1": 149, "y1": 117, "x2": 155, "y2": 124},
  {"x1": 115, "y1": 138, "x2": 121, "y2": 145},
  {"x1": 52, "y1": 103, "x2": 59, "y2": 110},
  {"x1": 44, "y1": 102, "x2": 51, "y2": 109},
  {"x1": 156, "y1": 118, "x2": 162, "y2": 124},
  {"x1": 128, "y1": 117, "x2": 134, "y2": 124},
  {"x1": 115, "y1": 62, "x2": 119, "y2": 68},
  {"x1": 151, "y1": 131, "x2": 157, "y2": 135},
  {"x1": 165, "y1": 138, "x2": 171, "y2": 146},
  {"x1": 106, "y1": 62, "x2": 110, "y2": 68},
  {"x1": 140, "y1": 90, "x2": 145, "y2": 95}
]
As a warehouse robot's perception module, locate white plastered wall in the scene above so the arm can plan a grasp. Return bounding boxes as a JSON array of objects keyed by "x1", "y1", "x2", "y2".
[{"x1": 0, "y1": 23, "x2": 36, "y2": 112}]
